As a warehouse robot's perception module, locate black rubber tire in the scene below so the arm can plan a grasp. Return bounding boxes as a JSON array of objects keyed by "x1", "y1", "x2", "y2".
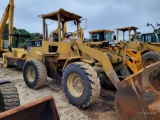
[
  {"x1": 142, "y1": 51, "x2": 160, "y2": 67},
  {"x1": 0, "y1": 82, "x2": 20, "y2": 112},
  {"x1": 100, "y1": 76, "x2": 116, "y2": 90},
  {"x1": 62, "y1": 62, "x2": 100, "y2": 108},
  {"x1": 23, "y1": 59, "x2": 47, "y2": 89}
]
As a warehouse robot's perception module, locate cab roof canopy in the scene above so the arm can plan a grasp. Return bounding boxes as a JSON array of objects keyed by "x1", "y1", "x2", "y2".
[
  {"x1": 116, "y1": 26, "x2": 138, "y2": 32},
  {"x1": 89, "y1": 29, "x2": 113, "y2": 34},
  {"x1": 40, "y1": 8, "x2": 82, "y2": 22}
]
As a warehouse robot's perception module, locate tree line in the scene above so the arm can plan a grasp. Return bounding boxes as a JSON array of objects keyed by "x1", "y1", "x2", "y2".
[{"x1": 2, "y1": 24, "x2": 42, "y2": 47}]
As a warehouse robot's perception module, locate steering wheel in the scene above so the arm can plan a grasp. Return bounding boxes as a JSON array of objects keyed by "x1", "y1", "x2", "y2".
[{"x1": 64, "y1": 32, "x2": 73, "y2": 38}]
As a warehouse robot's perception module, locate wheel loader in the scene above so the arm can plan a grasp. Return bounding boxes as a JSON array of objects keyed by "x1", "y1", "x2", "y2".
[
  {"x1": 117, "y1": 25, "x2": 160, "y2": 67},
  {"x1": 88, "y1": 29, "x2": 143, "y2": 74},
  {"x1": 17, "y1": 8, "x2": 160, "y2": 119}
]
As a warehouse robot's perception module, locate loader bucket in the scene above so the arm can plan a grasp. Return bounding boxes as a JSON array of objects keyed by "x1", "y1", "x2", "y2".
[
  {"x1": 116, "y1": 62, "x2": 160, "y2": 120},
  {"x1": 0, "y1": 96, "x2": 60, "y2": 120}
]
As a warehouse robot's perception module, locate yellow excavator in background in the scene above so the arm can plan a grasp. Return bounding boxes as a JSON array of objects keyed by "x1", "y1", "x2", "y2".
[
  {"x1": 1, "y1": 0, "x2": 32, "y2": 68},
  {"x1": 0, "y1": 0, "x2": 14, "y2": 57}
]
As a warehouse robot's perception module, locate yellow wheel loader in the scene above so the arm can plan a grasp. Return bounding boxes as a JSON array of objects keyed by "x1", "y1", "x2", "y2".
[
  {"x1": 86, "y1": 29, "x2": 142, "y2": 89},
  {"x1": 134, "y1": 23, "x2": 160, "y2": 67},
  {"x1": 117, "y1": 25, "x2": 160, "y2": 67},
  {"x1": 19, "y1": 8, "x2": 160, "y2": 119},
  {"x1": 88, "y1": 29, "x2": 143, "y2": 74}
]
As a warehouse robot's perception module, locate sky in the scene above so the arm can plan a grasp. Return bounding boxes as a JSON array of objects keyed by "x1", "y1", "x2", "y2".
[{"x1": 0, "y1": 0, "x2": 160, "y2": 39}]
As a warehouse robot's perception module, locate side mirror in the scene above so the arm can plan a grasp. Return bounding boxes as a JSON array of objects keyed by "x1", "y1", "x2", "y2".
[
  {"x1": 113, "y1": 35, "x2": 116, "y2": 40},
  {"x1": 74, "y1": 21, "x2": 77, "y2": 25},
  {"x1": 147, "y1": 23, "x2": 150, "y2": 26},
  {"x1": 80, "y1": 18, "x2": 87, "y2": 30}
]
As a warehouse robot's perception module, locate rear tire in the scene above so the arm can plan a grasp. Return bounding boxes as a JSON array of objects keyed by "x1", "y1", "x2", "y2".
[
  {"x1": 0, "y1": 82, "x2": 20, "y2": 112},
  {"x1": 142, "y1": 51, "x2": 160, "y2": 67},
  {"x1": 23, "y1": 59, "x2": 47, "y2": 89},
  {"x1": 62, "y1": 62, "x2": 100, "y2": 108}
]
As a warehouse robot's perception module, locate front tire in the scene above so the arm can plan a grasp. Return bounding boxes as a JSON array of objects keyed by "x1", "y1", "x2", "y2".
[
  {"x1": 62, "y1": 62, "x2": 100, "y2": 108},
  {"x1": 142, "y1": 51, "x2": 160, "y2": 67},
  {"x1": 0, "y1": 82, "x2": 20, "y2": 112},
  {"x1": 23, "y1": 59, "x2": 47, "y2": 89}
]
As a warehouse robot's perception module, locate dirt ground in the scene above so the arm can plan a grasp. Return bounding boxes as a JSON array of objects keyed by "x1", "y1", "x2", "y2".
[{"x1": 0, "y1": 58, "x2": 121, "y2": 120}]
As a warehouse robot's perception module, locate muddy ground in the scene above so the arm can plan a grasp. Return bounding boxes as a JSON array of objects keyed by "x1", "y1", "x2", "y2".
[{"x1": 0, "y1": 58, "x2": 121, "y2": 120}]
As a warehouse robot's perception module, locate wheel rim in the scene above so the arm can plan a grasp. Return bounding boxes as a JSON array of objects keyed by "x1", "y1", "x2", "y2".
[
  {"x1": 144, "y1": 59, "x2": 156, "y2": 66},
  {"x1": 67, "y1": 73, "x2": 84, "y2": 97},
  {"x1": 26, "y1": 66, "x2": 35, "y2": 82}
]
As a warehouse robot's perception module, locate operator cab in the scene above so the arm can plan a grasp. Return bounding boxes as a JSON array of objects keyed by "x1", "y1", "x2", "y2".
[
  {"x1": 89, "y1": 30, "x2": 114, "y2": 42},
  {"x1": 39, "y1": 8, "x2": 86, "y2": 42},
  {"x1": 26, "y1": 40, "x2": 42, "y2": 47},
  {"x1": 141, "y1": 33, "x2": 160, "y2": 43},
  {"x1": 142, "y1": 23, "x2": 160, "y2": 43},
  {"x1": 6, "y1": 33, "x2": 31, "y2": 52},
  {"x1": 116, "y1": 26, "x2": 138, "y2": 42}
]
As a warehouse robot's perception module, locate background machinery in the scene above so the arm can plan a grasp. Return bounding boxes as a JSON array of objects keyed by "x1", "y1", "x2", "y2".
[
  {"x1": 88, "y1": 28, "x2": 143, "y2": 74},
  {"x1": 3, "y1": 34, "x2": 30, "y2": 68},
  {"x1": 122, "y1": 25, "x2": 160, "y2": 67},
  {"x1": 2, "y1": 0, "x2": 38, "y2": 68},
  {"x1": 89, "y1": 29, "x2": 114, "y2": 42},
  {"x1": 141, "y1": 23, "x2": 160, "y2": 43},
  {"x1": 0, "y1": 0, "x2": 14, "y2": 57},
  {"x1": 18, "y1": 8, "x2": 160, "y2": 119}
]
